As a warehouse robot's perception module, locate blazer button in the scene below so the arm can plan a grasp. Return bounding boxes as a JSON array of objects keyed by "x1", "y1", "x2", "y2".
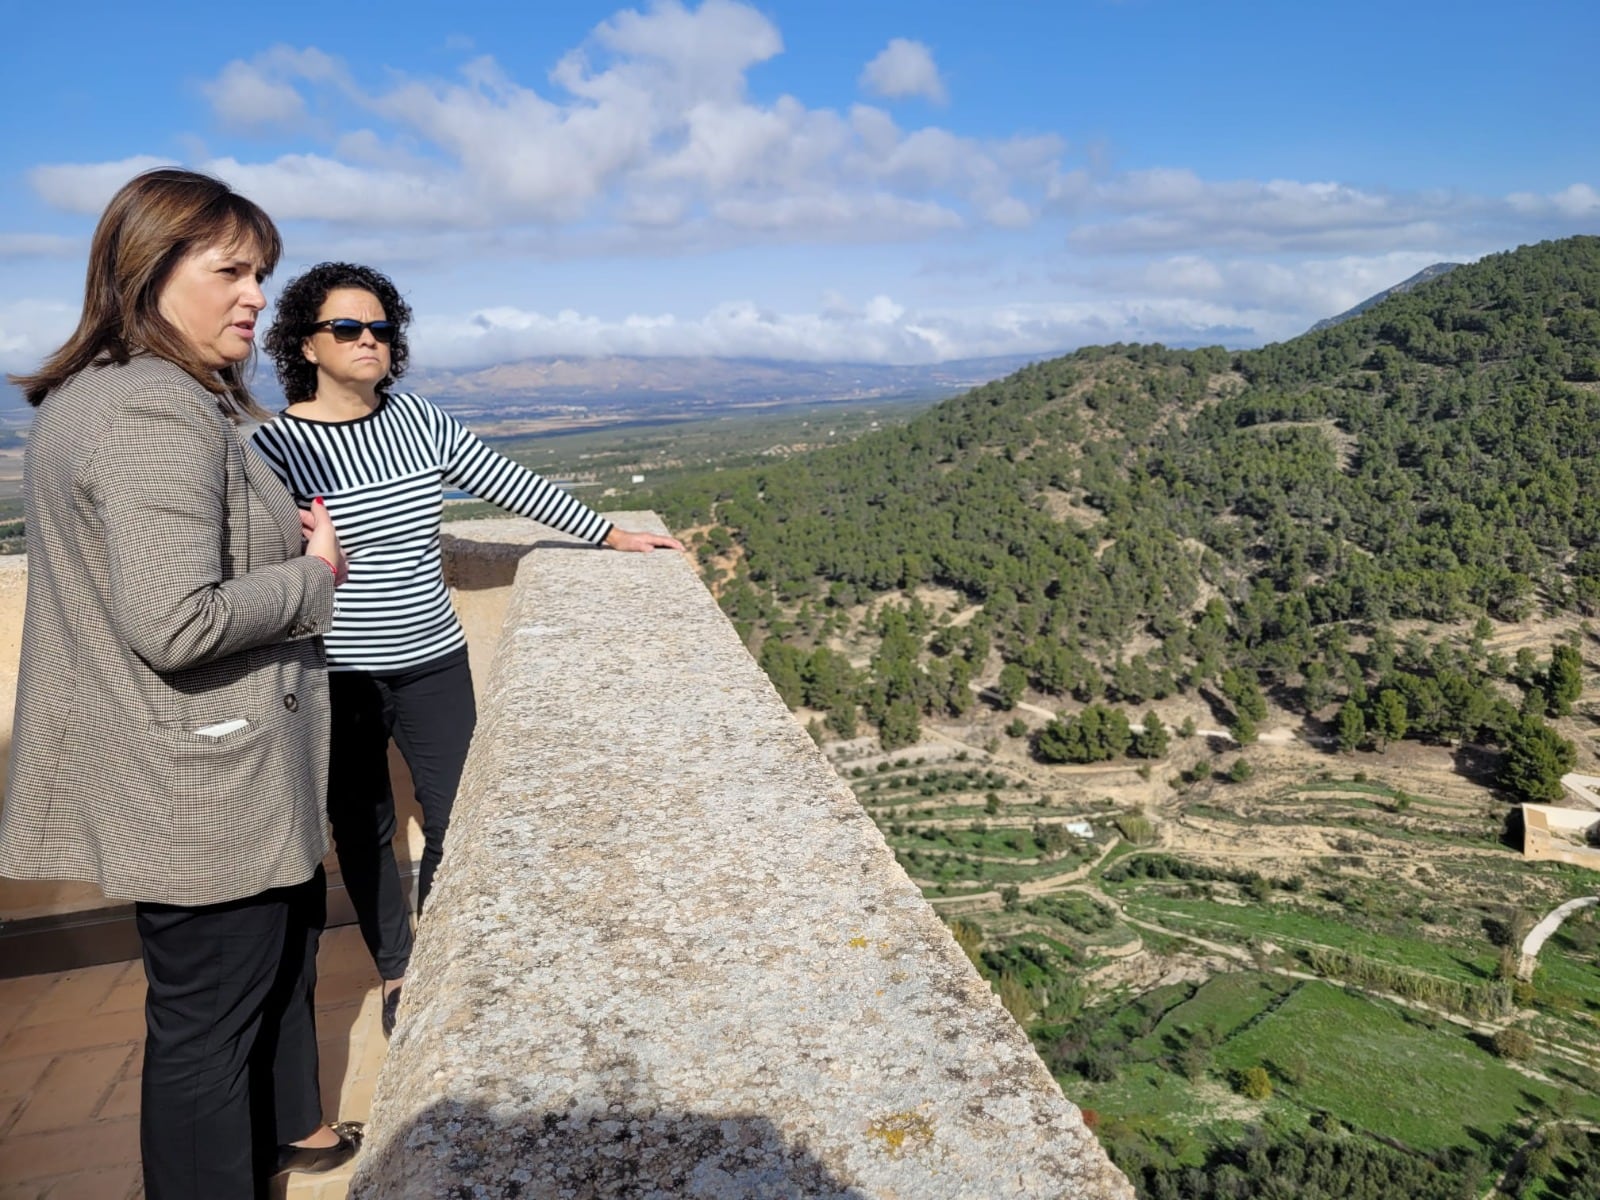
[{"x1": 284, "y1": 694, "x2": 299, "y2": 712}]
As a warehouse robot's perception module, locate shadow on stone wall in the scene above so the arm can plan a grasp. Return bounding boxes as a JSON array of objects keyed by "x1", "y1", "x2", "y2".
[
  {"x1": 442, "y1": 535, "x2": 610, "y2": 593},
  {"x1": 354, "y1": 1099, "x2": 871, "y2": 1199}
]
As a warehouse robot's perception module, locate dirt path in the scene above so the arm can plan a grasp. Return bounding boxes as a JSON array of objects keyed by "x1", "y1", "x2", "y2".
[
  {"x1": 968, "y1": 683, "x2": 1056, "y2": 720},
  {"x1": 922, "y1": 836, "x2": 1125, "y2": 905}
]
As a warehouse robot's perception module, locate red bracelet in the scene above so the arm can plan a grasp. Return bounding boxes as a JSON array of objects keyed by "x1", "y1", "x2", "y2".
[{"x1": 311, "y1": 555, "x2": 339, "y2": 585}]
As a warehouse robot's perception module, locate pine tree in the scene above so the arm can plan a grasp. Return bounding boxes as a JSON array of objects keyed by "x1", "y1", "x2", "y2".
[
  {"x1": 1546, "y1": 642, "x2": 1584, "y2": 716},
  {"x1": 1499, "y1": 715, "x2": 1576, "y2": 803},
  {"x1": 1337, "y1": 698, "x2": 1366, "y2": 752},
  {"x1": 1133, "y1": 711, "x2": 1170, "y2": 758}
]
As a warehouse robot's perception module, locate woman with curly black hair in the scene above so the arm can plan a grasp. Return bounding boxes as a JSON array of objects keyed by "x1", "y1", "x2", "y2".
[{"x1": 255, "y1": 262, "x2": 680, "y2": 1036}]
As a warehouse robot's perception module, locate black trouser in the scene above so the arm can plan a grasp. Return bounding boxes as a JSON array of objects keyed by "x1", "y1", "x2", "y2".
[
  {"x1": 135, "y1": 866, "x2": 326, "y2": 1200},
  {"x1": 327, "y1": 647, "x2": 476, "y2": 981}
]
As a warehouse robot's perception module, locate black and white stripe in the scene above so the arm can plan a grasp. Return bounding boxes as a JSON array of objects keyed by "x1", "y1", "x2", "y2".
[{"x1": 250, "y1": 392, "x2": 612, "y2": 672}]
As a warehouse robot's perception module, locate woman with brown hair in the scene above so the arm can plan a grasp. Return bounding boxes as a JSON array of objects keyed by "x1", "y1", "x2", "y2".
[{"x1": 0, "y1": 168, "x2": 357, "y2": 1197}]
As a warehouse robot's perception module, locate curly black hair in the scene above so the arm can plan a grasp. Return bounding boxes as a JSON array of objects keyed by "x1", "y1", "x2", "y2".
[{"x1": 264, "y1": 262, "x2": 413, "y2": 403}]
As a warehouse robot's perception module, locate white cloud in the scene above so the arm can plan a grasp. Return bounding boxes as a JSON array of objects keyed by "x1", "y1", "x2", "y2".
[
  {"x1": 30, "y1": 8, "x2": 1044, "y2": 242},
  {"x1": 29, "y1": 156, "x2": 172, "y2": 214},
  {"x1": 206, "y1": 154, "x2": 482, "y2": 226},
  {"x1": 0, "y1": 234, "x2": 80, "y2": 259},
  {"x1": 199, "y1": 46, "x2": 347, "y2": 133},
  {"x1": 859, "y1": 39, "x2": 947, "y2": 105},
  {"x1": 1050, "y1": 168, "x2": 1499, "y2": 254},
  {"x1": 407, "y1": 289, "x2": 1294, "y2": 370},
  {"x1": 983, "y1": 196, "x2": 1033, "y2": 229},
  {"x1": 864, "y1": 295, "x2": 904, "y2": 324},
  {"x1": 0, "y1": 299, "x2": 79, "y2": 375},
  {"x1": 583, "y1": 0, "x2": 782, "y2": 101},
  {"x1": 711, "y1": 191, "x2": 962, "y2": 234},
  {"x1": 1507, "y1": 183, "x2": 1600, "y2": 218},
  {"x1": 201, "y1": 60, "x2": 308, "y2": 130},
  {"x1": 1101, "y1": 250, "x2": 1472, "y2": 340}
]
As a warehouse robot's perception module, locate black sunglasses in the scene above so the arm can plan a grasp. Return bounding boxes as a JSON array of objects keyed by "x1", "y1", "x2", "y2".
[{"x1": 307, "y1": 319, "x2": 397, "y2": 344}]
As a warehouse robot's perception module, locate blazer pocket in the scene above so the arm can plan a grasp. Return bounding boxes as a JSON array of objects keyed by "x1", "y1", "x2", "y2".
[
  {"x1": 146, "y1": 717, "x2": 263, "y2": 747},
  {"x1": 144, "y1": 717, "x2": 294, "y2": 854}
]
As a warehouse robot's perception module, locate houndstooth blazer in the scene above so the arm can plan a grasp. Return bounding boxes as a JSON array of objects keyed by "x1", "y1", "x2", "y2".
[{"x1": 0, "y1": 356, "x2": 338, "y2": 906}]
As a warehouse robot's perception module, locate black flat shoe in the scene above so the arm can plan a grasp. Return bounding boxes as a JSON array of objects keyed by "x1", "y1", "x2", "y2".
[
  {"x1": 274, "y1": 1121, "x2": 364, "y2": 1176},
  {"x1": 382, "y1": 984, "x2": 402, "y2": 1038}
]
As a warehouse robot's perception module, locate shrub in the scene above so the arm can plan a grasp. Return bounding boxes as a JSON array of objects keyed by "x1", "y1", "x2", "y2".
[
  {"x1": 1492, "y1": 1027, "x2": 1535, "y2": 1061},
  {"x1": 1081, "y1": 1049, "x2": 1118, "y2": 1082},
  {"x1": 996, "y1": 973, "x2": 1034, "y2": 1025},
  {"x1": 1238, "y1": 1066, "x2": 1274, "y2": 1100}
]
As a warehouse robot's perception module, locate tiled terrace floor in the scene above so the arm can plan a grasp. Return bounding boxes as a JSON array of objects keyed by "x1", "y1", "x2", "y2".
[{"x1": 0, "y1": 925, "x2": 386, "y2": 1199}]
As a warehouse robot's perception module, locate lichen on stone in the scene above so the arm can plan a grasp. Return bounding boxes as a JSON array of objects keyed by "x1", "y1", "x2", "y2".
[{"x1": 864, "y1": 1110, "x2": 935, "y2": 1158}]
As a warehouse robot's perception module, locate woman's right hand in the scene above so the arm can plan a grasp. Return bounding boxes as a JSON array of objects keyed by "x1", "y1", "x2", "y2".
[{"x1": 304, "y1": 497, "x2": 348, "y2": 586}]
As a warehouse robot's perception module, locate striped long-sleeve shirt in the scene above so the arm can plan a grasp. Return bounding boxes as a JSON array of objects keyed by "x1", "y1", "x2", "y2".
[{"x1": 250, "y1": 392, "x2": 613, "y2": 672}]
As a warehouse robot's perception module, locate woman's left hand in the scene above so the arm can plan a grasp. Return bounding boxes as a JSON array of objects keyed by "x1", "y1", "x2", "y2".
[{"x1": 603, "y1": 528, "x2": 685, "y2": 553}]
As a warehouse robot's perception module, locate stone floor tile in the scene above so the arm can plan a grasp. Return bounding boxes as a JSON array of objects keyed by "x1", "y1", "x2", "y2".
[
  {"x1": 9, "y1": 1046, "x2": 134, "y2": 1135},
  {"x1": 0, "y1": 1008, "x2": 145, "y2": 1062},
  {"x1": 0, "y1": 1054, "x2": 54, "y2": 1103},
  {"x1": 96, "y1": 1077, "x2": 141, "y2": 1122},
  {"x1": 12, "y1": 966, "x2": 124, "y2": 1030},
  {"x1": 0, "y1": 976, "x2": 56, "y2": 1033},
  {"x1": 39, "y1": 1164, "x2": 140, "y2": 1200},
  {"x1": 337, "y1": 1074, "x2": 377, "y2": 1124},
  {"x1": 0, "y1": 974, "x2": 56, "y2": 1011},
  {"x1": 91, "y1": 965, "x2": 146, "y2": 1017},
  {"x1": 0, "y1": 1115, "x2": 140, "y2": 1182},
  {"x1": 309, "y1": 1170, "x2": 357, "y2": 1199}
]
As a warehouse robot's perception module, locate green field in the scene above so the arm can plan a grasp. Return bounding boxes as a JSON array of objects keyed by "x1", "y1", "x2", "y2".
[
  {"x1": 1059, "y1": 974, "x2": 1600, "y2": 1167},
  {"x1": 1217, "y1": 982, "x2": 1600, "y2": 1151},
  {"x1": 1118, "y1": 894, "x2": 1499, "y2": 983}
]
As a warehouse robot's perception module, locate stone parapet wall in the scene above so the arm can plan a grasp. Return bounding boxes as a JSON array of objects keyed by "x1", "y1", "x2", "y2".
[{"x1": 353, "y1": 514, "x2": 1131, "y2": 1198}]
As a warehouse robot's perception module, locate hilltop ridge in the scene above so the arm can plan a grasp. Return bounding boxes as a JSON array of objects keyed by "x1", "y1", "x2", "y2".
[{"x1": 1306, "y1": 261, "x2": 1462, "y2": 333}]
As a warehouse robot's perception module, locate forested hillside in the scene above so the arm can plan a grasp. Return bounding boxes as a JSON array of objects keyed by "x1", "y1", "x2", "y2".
[
  {"x1": 652, "y1": 237, "x2": 1600, "y2": 793},
  {"x1": 643, "y1": 237, "x2": 1600, "y2": 1198}
]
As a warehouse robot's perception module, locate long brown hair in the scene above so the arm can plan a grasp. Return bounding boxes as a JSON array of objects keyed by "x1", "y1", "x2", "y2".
[{"x1": 9, "y1": 167, "x2": 283, "y2": 420}]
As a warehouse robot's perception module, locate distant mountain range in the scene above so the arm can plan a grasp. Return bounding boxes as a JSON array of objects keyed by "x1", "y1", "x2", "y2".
[
  {"x1": 0, "y1": 352, "x2": 1056, "y2": 418},
  {"x1": 0, "y1": 263, "x2": 1477, "y2": 419},
  {"x1": 400, "y1": 353, "x2": 1051, "y2": 422},
  {"x1": 1306, "y1": 262, "x2": 1461, "y2": 333}
]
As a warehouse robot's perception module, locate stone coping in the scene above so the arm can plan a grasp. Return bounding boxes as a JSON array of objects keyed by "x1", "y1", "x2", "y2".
[{"x1": 353, "y1": 514, "x2": 1130, "y2": 1199}]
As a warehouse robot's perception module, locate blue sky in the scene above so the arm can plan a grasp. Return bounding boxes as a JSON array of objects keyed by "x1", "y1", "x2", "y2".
[{"x1": 3, "y1": 0, "x2": 1596, "y2": 384}]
